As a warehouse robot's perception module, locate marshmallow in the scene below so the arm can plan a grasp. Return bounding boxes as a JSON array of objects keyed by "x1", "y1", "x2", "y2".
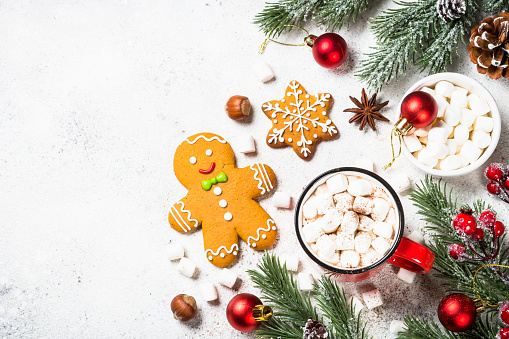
[
  {"x1": 280, "y1": 255, "x2": 299, "y2": 271},
  {"x1": 254, "y1": 61, "x2": 274, "y2": 83},
  {"x1": 420, "y1": 87, "x2": 435, "y2": 96},
  {"x1": 470, "y1": 97, "x2": 491, "y2": 116},
  {"x1": 372, "y1": 237, "x2": 391, "y2": 256},
  {"x1": 349, "y1": 296, "x2": 364, "y2": 316},
  {"x1": 333, "y1": 192, "x2": 354, "y2": 213},
  {"x1": 201, "y1": 282, "x2": 218, "y2": 302},
  {"x1": 303, "y1": 196, "x2": 318, "y2": 219},
  {"x1": 440, "y1": 155, "x2": 462, "y2": 171},
  {"x1": 407, "y1": 230, "x2": 424, "y2": 244},
  {"x1": 298, "y1": 272, "x2": 314, "y2": 292},
  {"x1": 341, "y1": 211, "x2": 360, "y2": 234},
  {"x1": 445, "y1": 139, "x2": 457, "y2": 155},
  {"x1": 321, "y1": 209, "x2": 343, "y2": 233},
  {"x1": 453, "y1": 125, "x2": 469, "y2": 145},
  {"x1": 326, "y1": 173, "x2": 348, "y2": 194},
  {"x1": 417, "y1": 148, "x2": 438, "y2": 168},
  {"x1": 302, "y1": 219, "x2": 325, "y2": 243},
  {"x1": 475, "y1": 116, "x2": 494, "y2": 133},
  {"x1": 314, "y1": 194, "x2": 335, "y2": 215},
  {"x1": 371, "y1": 198, "x2": 390, "y2": 221},
  {"x1": 336, "y1": 233, "x2": 355, "y2": 250},
  {"x1": 460, "y1": 109, "x2": 476, "y2": 127},
  {"x1": 360, "y1": 247, "x2": 381, "y2": 266},
  {"x1": 316, "y1": 235, "x2": 338, "y2": 262},
  {"x1": 362, "y1": 289, "x2": 383, "y2": 309},
  {"x1": 385, "y1": 208, "x2": 397, "y2": 225},
  {"x1": 178, "y1": 257, "x2": 197, "y2": 278},
  {"x1": 218, "y1": 268, "x2": 237, "y2": 288},
  {"x1": 348, "y1": 179, "x2": 373, "y2": 196},
  {"x1": 467, "y1": 93, "x2": 480, "y2": 104},
  {"x1": 414, "y1": 125, "x2": 431, "y2": 137},
  {"x1": 358, "y1": 215, "x2": 374, "y2": 231},
  {"x1": 458, "y1": 154, "x2": 470, "y2": 167},
  {"x1": 390, "y1": 320, "x2": 407, "y2": 334},
  {"x1": 373, "y1": 221, "x2": 393, "y2": 238},
  {"x1": 428, "y1": 127, "x2": 449, "y2": 144},
  {"x1": 238, "y1": 134, "x2": 256, "y2": 153},
  {"x1": 354, "y1": 158, "x2": 374, "y2": 172},
  {"x1": 340, "y1": 250, "x2": 360, "y2": 268},
  {"x1": 450, "y1": 89, "x2": 468, "y2": 109},
  {"x1": 167, "y1": 243, "x2": 185, "y2": 261},
  {"x1": 427, "y1": 142, "x2": 449, "y2": 160},
  {"x1": 403, "y1": 134, "x2": 422, "y2": 153},
  {"x1": 433, "y1": 95, "x2": 449, "y2": 118},
  {"x1": 435, "y1": 81, "x2": 454, "y2": 97},
  {"x1": 397, "y1": 267, "x2": 417, "y2": 284},
  {"x1": 419, "y1": 135, "x2": 428, "y2": 145},
  {"x1": 388, "y1": 175, "x2": 411, "y2": 194},
  {"x1": 472, "y1": 131, "x2": 491, "y2": 149},
  {"x1": 273, "y1": 192, "x2": 292, "y2": 209},
  {"x1": 354, "y1": 232, "x2": 372, "y2": 253},
  {"x1": 459, "y1": 140, "x2": 482, "y2": 164},
  {"x1": 435, "y1": 120, "x2": 454, "y2": 136},
  {"x1": 444, "y1": 106, "x2": 462, "y2": 126},
  {"x1": 353, "y1": 196, "x2": 374, "y2": 215},
  {"x1": 314, "y1": 183, "x2": 330, "y2": 196}
]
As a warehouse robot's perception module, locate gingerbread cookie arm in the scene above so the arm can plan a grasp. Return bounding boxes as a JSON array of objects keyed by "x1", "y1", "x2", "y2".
[
  {"x1": 168, "y1": 195, "x2": 202, "y2": 234},
  {"x1": 235, "y1": 200, "x2": 277, "y2": 251},
  {"x1": 202, "y1": 222, "x2": 239, "y2": 267},
  {"x1": 240, "y1": 163, "x2": 276, "y2": 199}
]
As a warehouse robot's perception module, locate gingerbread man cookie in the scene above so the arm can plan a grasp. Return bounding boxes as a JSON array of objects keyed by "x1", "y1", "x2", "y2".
[
  {"x1": 262, "y1": 80, "x2": 338, "y2": 159},
  {"x1": 169, "y1": 132, "x2": 277, "y2": 267}
]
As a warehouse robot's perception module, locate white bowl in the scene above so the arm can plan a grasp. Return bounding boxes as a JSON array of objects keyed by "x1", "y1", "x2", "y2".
[{"x1": 401, "y1": 73, "x2": 501, "y2": 177}]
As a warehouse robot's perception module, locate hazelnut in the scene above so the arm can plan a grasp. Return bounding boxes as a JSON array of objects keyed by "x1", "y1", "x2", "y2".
[
  {"x1": 225, "y1": 95, "x2": 251, "y2": 120},
  {"x1": 171, "y1": 294, "x2": 198, "y2": 322}
]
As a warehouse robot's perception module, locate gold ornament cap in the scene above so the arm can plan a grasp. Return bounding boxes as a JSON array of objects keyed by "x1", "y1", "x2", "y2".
[
  {"x1": 252, "y1": 305, "x2": 273, "y2": 322},
  {"x1": 473, "y1": 299, "x2": 487, "y2": 313},
  {"x1": 394, "y1": 117, "x2": 413, "y2": 135},
  {"x1": 304, "y1": 35, "x2": 317, "y2": 49}
]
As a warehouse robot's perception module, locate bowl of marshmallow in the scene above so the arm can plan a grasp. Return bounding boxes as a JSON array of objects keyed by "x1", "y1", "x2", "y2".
[{"x1": 401, "y1": 72, "x2": 501, "y2": 176}]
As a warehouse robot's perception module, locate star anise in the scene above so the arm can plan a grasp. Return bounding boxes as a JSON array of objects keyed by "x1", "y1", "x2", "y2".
[{"x1": 344, "y1": 88, "x2": 389, "y2": 131}]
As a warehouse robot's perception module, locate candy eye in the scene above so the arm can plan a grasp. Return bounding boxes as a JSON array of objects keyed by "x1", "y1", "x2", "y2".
[
  {"x1": 206, "y1": 149, "x2": 213, "y2": 156},
  {"x1": 189, "y1": 157, "x2": 197, "y2": 164}
]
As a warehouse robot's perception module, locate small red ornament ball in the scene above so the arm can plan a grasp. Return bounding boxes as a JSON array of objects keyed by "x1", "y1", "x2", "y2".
[
  {"x1": 438, "y1": 293, "x2": 477, "y2": 332},
  {"x1": 400, "y1": 91, "x2": 438, "y2": 128},
  {"x1": 499, "y1": 328, "x2": 509, "y2": 339},
  {"x1": 312, "y1": 33, "x2": 348, "y2": 69},
  {"x1": 495, "y1": 221, "x2": 506, "y2": 237},
  {"x1": 226, "y1": 293, "x2": 263, "y2": 332}
]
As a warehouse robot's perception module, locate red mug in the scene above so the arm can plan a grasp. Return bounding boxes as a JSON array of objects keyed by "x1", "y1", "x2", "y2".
[{"x1": 295, "y1": 167, "x2": 435, "y2": 282}]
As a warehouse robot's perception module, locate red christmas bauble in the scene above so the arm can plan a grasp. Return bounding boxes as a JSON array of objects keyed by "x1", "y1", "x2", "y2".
[
  {"x1": 312, "y1": 33, "x2": 348, "y2": 68},
  {"x1": 226, "y1": 293, "x2": 263, "y2": 332},
  {"x1": 438, "y1": 293, "x2": 477, "y2": 332},
  {"x1": 400, "y1": 91, "x2": 438, "y2": 128},
  {"x1": 499, "y1": 327, "x2": 509, "y2": 339}
]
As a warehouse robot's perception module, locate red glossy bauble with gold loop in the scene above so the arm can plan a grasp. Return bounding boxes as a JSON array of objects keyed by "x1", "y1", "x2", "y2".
[{"x1": 306, "y1": 33, "x2": 348, "y2": 69}]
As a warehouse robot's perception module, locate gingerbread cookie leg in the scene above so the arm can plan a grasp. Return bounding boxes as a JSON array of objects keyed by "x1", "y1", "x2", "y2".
[
  {"x1": 202, "y1": 222, "x2": 239, "y2": 267},
  {"x1": 235, "y1": 200, "x2": 277, "y2": 250}
]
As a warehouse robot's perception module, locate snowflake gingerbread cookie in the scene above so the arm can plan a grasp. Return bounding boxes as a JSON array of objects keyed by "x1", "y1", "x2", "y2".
[
  {"x1": 168, "y1": 132, "x2": 278, "y2": 267},
  {"x1": 262, "y1": 80, "x2": 338, "y2": 159}
]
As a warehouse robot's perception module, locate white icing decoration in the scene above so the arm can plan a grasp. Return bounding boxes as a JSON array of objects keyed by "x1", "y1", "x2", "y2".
[
  {"x1": 219, "y1": 199, "x2": 227, "y2": 208},
  {"x1": 288, "y1": 138, "x2": 293, "y2": 142},
  {"x1": 247, "y1": 219, "x2": 275, "y2": 246},
  {"x1": 313, "y1": 134, "x2": 318, "y2": 138},
  {"x1": 250, "y1": 164, "x2": 274, "y2": 194},
  {"x1": 273, "y1": 120, "x2": 277, "y2": 124},
  {"x1": 224, "y1": 212, "x2": 233, "y2": 221},
  {"x1": 281, "y1": 99, "x2": 285, "y2": 102},
  {"x1": 205, "y1": 243, "x2": 239, "y2": 258},
  {"x1": 208, "y1": 256, "x2": 213, "y2": 260},
  {"x1": 252, "y1": 243, "x2": 257, "y2": 248},
  {"x1": 220, "y1": 253, "x2": 225, "y2": 258},
  {"x1": 214, "y1": 187, "x2": 222, "y2": 195},
  {"x1": 184, "y1": 135, "x2": 226, "y2": 145},
  {"x1": 262, "y1": 234, "x2": 267, "y2": 239},
  {"x1": 262, "y1": 80, "x2": 336, "y2": 157},
  {"x1": 233, "y1": 251, "x2": 238, "y2": 255},
  {"x1": 169, "y1": 201, "x2": 199, "y2": 233},
  {"x1": 206, "y1": 149, "x2": 212, "y2": 156},
  {"x1": 189, "y1": 156, "x2": 197, "y2": 164}
]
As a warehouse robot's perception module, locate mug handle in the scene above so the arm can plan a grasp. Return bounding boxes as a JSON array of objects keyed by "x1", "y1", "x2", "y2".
[{"x1": 388, "y1": 237, "x2": 435, "y2": 274}]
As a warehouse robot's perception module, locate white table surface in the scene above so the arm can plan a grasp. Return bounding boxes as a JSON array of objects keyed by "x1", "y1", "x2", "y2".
[{"x1": 1, "y1": 1, "x2": 508, "y2": 338}]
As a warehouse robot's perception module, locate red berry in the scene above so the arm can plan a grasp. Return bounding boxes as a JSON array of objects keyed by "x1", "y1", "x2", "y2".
[
  {"x1": 453, "y1": 213, "x2": 477, "y2": 235},
  {"x1": 488, "y1": 182, "x2": 501, "y2": 195},
  {"x1": 486, "y1": 166, "x2": 504, "y2": 180},
  {"x1": 448, "y1": 243, "x2": 465, "y2": 260},
  {"x1": 472, "y1": 228, "x2": 485, "y2": 241},
  {"x1": 495, "y1": 221, "x2": 505, "y2": 237},
  {"x1": 500, "y1": 328, "x2": 509, "y2": 339},
  {"x1": 479, "y1": 210, "x2": 497, "y2": 227}
]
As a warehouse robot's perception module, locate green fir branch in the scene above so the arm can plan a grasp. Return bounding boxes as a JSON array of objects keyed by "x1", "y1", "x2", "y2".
[
  {"x1": 483, "y1": 0, "x2": 509, "y2": 13},
  {"x1": 314, "y1": 0, "x2": 374, "y2": 32}
]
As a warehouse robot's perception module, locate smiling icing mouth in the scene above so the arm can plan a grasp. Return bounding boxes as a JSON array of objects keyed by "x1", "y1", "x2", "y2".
[{"x1": 199, "y1": 162, "x2": 216, "y2": 174}]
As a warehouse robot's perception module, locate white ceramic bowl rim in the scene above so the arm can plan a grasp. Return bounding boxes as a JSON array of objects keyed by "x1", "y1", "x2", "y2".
[{"x1": 400, "y1": 72, "x2": 501, "y2": 177}]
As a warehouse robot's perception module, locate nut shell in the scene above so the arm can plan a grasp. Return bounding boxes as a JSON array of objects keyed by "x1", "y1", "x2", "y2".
[
  {"x1": 171, "y1": 294, "x2": 198, "y2": 322},
  {"x1": 225, "y1": 95, "x2": 251, "y2": 120}
]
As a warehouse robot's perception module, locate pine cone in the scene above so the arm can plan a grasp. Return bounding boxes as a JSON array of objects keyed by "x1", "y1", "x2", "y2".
[
  {"x1": 468, "y1": 12, "x2": 509, "y2": 80},
  {"x1": 436, "y1": 0, "x2": 466, "y2": 22},
  {"x1": 303, "y1": 317, "x2": 327, "y2": 339}
]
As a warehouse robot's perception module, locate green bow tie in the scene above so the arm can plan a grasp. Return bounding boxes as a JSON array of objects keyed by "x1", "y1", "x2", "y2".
[{"x1": 201, "y1": 172, "x2": 228, "y2": 191}]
